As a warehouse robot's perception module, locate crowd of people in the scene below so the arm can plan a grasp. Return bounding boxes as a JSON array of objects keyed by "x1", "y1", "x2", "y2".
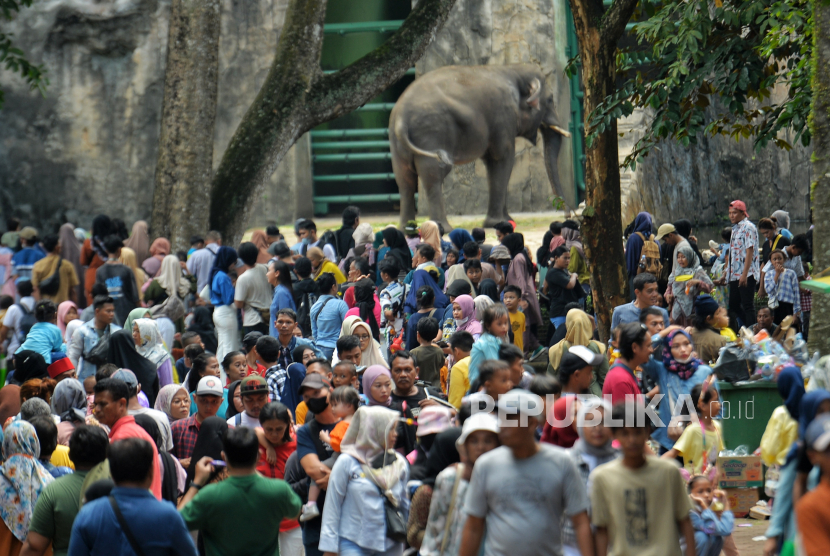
[{"x1": 0, "y1": 200, "x2": 823, "y2": 556}]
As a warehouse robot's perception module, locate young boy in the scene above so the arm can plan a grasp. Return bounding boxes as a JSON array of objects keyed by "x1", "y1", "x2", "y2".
[
  {"x1": 591, "y1": 402, "x2": 696, "y2": 556},
  {"x1": 796, "y1": 413, "x2": 830, "y2": 556},
  {"x1": 499, "y1": 343, "x2": 531, "y2": 390},
  {"x1": 464, "y1": 259, "x2": 483, "y2": 294},
  {"x1": 329, "y1": 361, "x2": 360, "y2": 390},
  {"x1": 411, "y1": 317, "x2": 446, "y2": 388},
  {"x1": 175, "y1": 331, "x2": 204, "y2": 383},
  {"x1": 478, "y1": 360, "x2": 513, "y2": 401},
  {"x1": 502, "y1": 285, "x2": 526, "y2": 352},
  {"x1": 448, "y1": 331, "x2": 474, "y2": 408}
]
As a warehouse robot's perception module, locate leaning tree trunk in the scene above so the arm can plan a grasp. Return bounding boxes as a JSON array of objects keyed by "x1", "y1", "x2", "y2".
[
  {"x1": 151, "y1": 0, "x2": 221, "y2": 252},
  {"x1": 569, "y1": 0, "x2": 639, "y2": 341},
  {"x1": 809, "y1": 0, "x2": 830, "y2": 354},
  {"x1": 208, "y1": 0, "x2": 457, "y2": 244}
]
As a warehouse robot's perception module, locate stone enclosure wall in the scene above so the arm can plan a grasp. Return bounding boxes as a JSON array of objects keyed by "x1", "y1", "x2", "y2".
[{"x1": 0, "y1": 0, "x2": 812, "y2": 233}]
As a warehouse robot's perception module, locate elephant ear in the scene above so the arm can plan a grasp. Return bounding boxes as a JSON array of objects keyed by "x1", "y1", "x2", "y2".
[{"x1": 526, "y1": 78, "x2": 542, "y2": 110}]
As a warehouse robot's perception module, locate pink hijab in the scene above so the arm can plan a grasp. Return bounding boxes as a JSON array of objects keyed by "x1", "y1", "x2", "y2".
[
  {"x1": 454, "y1": 294, "x2": 483, "y2": 336},
  {"x1": 142, "y1": 238, "x2": 171, "y2": 278},
  {"x1": 362, "y1": 365, "x2": 393, "y2": 406},
  {"x1": 56, "y1": 301, "x2": 77, "y2": 335}
]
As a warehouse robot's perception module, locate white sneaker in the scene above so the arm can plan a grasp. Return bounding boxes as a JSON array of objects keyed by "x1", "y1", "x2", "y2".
[{"x1": 299, "y1": 501, "x2": 320, "y2": 522}]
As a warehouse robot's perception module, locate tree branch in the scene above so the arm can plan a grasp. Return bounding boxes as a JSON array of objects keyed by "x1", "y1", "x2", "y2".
[
  {"x1": 601, "y1": 0, "x2": 639, "y2": 46},
  {"x1": 208, "y1": 0, "x2": 457, "y2": 241}
]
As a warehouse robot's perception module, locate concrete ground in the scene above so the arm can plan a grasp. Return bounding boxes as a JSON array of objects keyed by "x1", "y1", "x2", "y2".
[{"x1": 732, "y1": 517, "x2": 767, "y2": 554}]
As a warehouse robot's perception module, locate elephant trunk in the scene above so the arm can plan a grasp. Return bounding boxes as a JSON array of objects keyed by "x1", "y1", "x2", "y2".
[{"x1": 542, "y1": 125, "x2": 570, "y2": 210}]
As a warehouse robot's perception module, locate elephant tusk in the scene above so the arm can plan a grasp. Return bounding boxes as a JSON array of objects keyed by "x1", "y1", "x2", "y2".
[{"x1": 548, "y1": 125, "x2": 572, "y2": 137}]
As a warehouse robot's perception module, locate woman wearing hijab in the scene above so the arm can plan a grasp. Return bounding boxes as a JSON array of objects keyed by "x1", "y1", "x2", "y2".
[
  {"x1": 155, "y1": 384, "x2": 191, "y2": 424},
  {"x1": 547, "y1": 309, "x2": 608, "y2": 396},
  {"x1": 473, "y1": 295, "x2": 494, "y2": 322},
  {"x1": 185, "y1": 416, "x2": 229, "y2": 489},
  {"x1": 319, "y1": 405, "x2": 409, "y2": 556},
  {"x1": 307, "y1": 246, "x2": 346, "y2": 284},
  {"x1": 673, "y1": 219, "x2": 705, "y2": 269},
  {"x1": 80, "y1": 214, "x2": 113, "y2": 305},
  {"x1": 452, "y1": 295, "x2": 482, "y2": 341},
  {"x1": 419, "y1": 221, "x2": 443, "y2": 265},
  {"x1": 51, "y1": 378, "x2": 89, "y2": 445},
  {"x1": 351, "y1": 223, "x2": 376, "y2": 262},
  {"x1": 667, "y1": 244, "x2": 712, "y2": 326},
  {"x1": 124, "y1": 220, "x2": 151, "y2": 265},
  {"x1": 56, "y1": 300, "x2": 79, "y2": 339},
  {"x1": 187, "y1": 306, "x2": 218, "y2": 355},
  {"x1": 381, "y1": 227, "x2": 412, "y2": 272},
  {"x1": 144, "y1": 254, "x2": 193, "y2": 308},
  {"x1": 345, "y1": 279, "x2": 381, "y2": 341},
  {"x1": 133, "y1": 413, "x2": 184, "y2": 503},
  {"x1": 771, "y1": 210, "x2": 794, "y2": 240},
  {"x1": 119, "y1": 246, "x2": 148, "y2": 290},
  {"x1": 135, "y1": 318, "x2": 174, "y2": 387},
  {"x1": 210, "y1": 246, "x2": 241, "y2": 362},
  {"x1": 336, "y1": 317, "x2": 389, "y2": 369},
  {"x1": 142, "y1": 237, "x2": 171, "y2": 278},
  {"x1": 643, "y1": 329, "x2": 714, "y2": 454},
  {"x1": 59, "y1": 223, "x2": 85, "y2": 308},
  {"x1": 250, "y1": 230, "x2": 273, "y2": 265},
  {"x1": 404, "y1": 269, "x2": 448, "y2": 316},
  {"x1": 362, "y1": 365, "x2": 395, "y2": 407},
  {"x1": 0, "y1": 420, "x2": 54, "y2": 554},
  {"x1": 562, "y1": 221, "x2": 590, "y2": 299},
  {"x1": 502, "y1": 233, "x2": 542, "y2": 350},
  {"x1": 448, "y1": 229, "x2": 475, "y2": 262},
  {"x1": 107, "y1": 328, "x2": 160, "y2": 406},
  {"x1": 624, "y1": 212, "x2": 656, "y2": 299}
]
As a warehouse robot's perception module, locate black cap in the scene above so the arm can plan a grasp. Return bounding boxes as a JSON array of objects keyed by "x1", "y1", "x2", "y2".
[
  {"x1": 242, "y1": 331, "x2": 263, "y2": 350},
  {"x1": 190, "y1": 235, "x2": 204, "y2": 245}
]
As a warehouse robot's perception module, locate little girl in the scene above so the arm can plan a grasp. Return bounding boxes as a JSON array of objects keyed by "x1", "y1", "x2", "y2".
[
  {"x1": 668, "y1": 245, "x2": 713, "y2": 326},
  {"x1": 299, "y1": 386, "x2": 360, "y2": 522},
  {"x1": 662, "y1": 378, "x2": 722, "y2": 474},
  {"x1": 468, "y1": 304, "x2": 510, "y2": 386},
  {"x1": 686, "y1": 475, "x2": 735, "y2": 556},
  {"x1": 764, "y1": 249, "x2": 802, "y2": 324}
]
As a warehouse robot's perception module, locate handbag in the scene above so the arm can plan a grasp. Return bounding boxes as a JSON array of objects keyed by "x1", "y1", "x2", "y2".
[
  {"x1": 84, "y1": 326, "x2": 112, "y2": 366},
  {"x1": 362, "y1": 463, "x2": 407, "y2": 543},
  {"x1": 37, "y1": 256, "x2": 63, "y2": 296}
]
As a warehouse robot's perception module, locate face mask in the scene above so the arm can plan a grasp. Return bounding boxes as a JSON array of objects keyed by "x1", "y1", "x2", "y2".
[
  {"x1": 674, "y1": 353, "x2": 694, "y2": 364},
  {"x1": 454, "y1": 317, "x2": 469, "y2": 327},
  {"x1": 302, "y1": 237, "x2": 311, "y2": 245},
  {"x1": 306, "y1": 395, "x2": 329, "y2": 414}
]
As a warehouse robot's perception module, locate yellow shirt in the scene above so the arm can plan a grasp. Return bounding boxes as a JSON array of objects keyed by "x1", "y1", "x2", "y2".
[
  {"x1": 315, "y1": 261, "x2": 346, "y2": 284},
  {"x1": 448, "y1": 356, "x2": 471, "y2": 409},
  {"x1": 295, "y1": 400, "x2": 309, "y2": 425},
  {"x1": 51, "y1": 444, "x2": 75, "y2": 470},
  {"x1": 508, "y1": 310, "x2": 526, "y2": 352},
  {"x1": 673, "y1": 420, "x2": 723, "y2": 474}
]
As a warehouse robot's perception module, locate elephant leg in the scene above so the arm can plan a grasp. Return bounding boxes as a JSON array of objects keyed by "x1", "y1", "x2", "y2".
[
  {"x1": 415, "y1": 157, "x2": 453, "y2": 231},
  {"x1": 393, "y1": 155, "x2": 418, "y2": 230},
  {"x1": 482, "y1": 150, "x2": 516, "y2": 227}
]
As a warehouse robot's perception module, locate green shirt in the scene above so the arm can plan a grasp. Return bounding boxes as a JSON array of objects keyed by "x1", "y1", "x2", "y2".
[
  {"x1": 180, "y1": 474, "x2": 302, "y2": 556},
  {"x1": 29, "y1": 470, "x2": 89, "y2": 556}
]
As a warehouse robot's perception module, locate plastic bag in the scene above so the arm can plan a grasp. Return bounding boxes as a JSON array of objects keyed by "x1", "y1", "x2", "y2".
[{"x1": 807, "y1": 355, "x2": 830, "y2": 391}]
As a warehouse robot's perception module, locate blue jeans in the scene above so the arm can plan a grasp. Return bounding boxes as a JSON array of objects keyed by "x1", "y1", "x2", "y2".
[
  {"x1": 338, "y1": 538, "x2": 403, "y2": 556},
  {"x1": 550, "y1": 316, "x2": 567, "y2": 328},
  {"x1": 318, "y1": 345, "x2": 335, "y2": 362}
]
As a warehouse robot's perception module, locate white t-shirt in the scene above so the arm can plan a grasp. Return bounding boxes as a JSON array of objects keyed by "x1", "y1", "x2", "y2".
[
  {"x1": 227, "y1": 411, "x2": 260, "y2": 428},
  {"x1": 2, "y1": 296, "x2": 35, "y2": 354},
  {"x1": 233, "y1": 264, "x2": 273, "y2": 327},
  {"x1": 128, "y1": 407, "x2": 174, "y2": 452}
]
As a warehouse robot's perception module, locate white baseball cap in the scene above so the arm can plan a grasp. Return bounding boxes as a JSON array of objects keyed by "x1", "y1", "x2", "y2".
[
  {"x1": 456, "y1": 412, "x2": 500, "y2": 448},
  {"x1": 196, "y1": 376, "x2": 224, "y2": 397}
]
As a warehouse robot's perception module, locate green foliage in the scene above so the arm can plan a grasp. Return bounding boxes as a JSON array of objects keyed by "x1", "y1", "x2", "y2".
[
  {"x1": 0, "y1": 0, "x2": 48, "y2": 109},
  {"x1": 550, "y1": 195, "x2": 566, "y2": 210},
  {"x1": 586, "y1": 0, "x2": 812, "y2": 168}
]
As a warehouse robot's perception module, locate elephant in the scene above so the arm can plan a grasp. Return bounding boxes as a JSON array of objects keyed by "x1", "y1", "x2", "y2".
[{"x1": 388, "y1": 64, "x2": 571, "y2": 230}]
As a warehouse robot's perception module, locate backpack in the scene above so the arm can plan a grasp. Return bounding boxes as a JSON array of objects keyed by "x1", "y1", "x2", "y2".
[
  {"x1": 296, "y1": 289, "x2": 319, "y2": 337},
  {"x1": 17, "y1": 301, "x2": 37, "y2": 344},
  {"x1": 635, "y1": 232, "x2": 663, "y2": 276}
]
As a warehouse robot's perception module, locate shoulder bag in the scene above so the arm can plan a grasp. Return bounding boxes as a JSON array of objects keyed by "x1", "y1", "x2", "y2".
[
  {"x1": 362, "y1": 460, "x2": 407, "y2": 543},
  {"x1": 37, "y1": 256, "x2": 63, "y2": 296},
  {"x1": 84, "y1": 325, "x2": 112, "y2": 366},
  {"x1": 109, "y1": 496, "x2": 147, "y2": 556}
]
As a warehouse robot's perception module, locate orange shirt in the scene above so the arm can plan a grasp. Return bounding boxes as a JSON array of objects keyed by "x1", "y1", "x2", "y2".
[
  {"x1": 329, "y1": 421, "x2": 350, "y2": 453},
  {"x1": 796, "y1": 479, "x2": 830, "y2": 556}
]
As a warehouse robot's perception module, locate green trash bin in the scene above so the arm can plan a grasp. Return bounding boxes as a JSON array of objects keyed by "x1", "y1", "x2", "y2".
[{"x1": 717, "y1": 381, "x2": 782, "y2": 452}]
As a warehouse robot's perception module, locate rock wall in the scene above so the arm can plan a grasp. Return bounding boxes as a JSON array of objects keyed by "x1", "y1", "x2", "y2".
[
  {"x1": 618, "y1": 103, "x2": 813, "y2": 228},
  {"x1": 414, "y1": 0, "x2": 574, "y2": 218},
  {"x1": 0, "y1": 0, "x2": 309, "y2": 234}
]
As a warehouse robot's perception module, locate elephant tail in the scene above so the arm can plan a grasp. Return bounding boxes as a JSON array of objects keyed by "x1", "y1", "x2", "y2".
[{"x1": 394, "y1": 118, "x2": 452, "y2": 166}]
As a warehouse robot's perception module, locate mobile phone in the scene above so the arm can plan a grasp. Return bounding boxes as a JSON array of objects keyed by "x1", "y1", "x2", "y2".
[
  {"x1": 424, "y1": 389, "x2": 456, "y2": 409},
  {"x1": 210, "y1": 460, "x2": 226, "y2": 467}
]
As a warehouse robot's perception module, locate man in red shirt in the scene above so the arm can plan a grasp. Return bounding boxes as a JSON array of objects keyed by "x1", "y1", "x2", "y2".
[
  {"x1": 602, "y1": 322, "x2": 653, "y2": 405},
  {"x1": 171, "y1": 376, "x2": 225, "y2": 468},
  {"x1": 93, "y1": 377, "x2": 162, "y2": 500}
]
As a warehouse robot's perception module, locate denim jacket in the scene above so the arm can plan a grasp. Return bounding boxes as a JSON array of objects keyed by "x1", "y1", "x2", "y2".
[{"x1": 67, "y1": 320, "x2": 122, "y2": 379}]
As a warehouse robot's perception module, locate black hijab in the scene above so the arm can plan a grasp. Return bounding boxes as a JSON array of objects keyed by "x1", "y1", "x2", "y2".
[
  {"x1": 354, "y1": 278, "x2": 380, "y2": 340},
  {"x1": 382, "y1": 228, "x2": 412, "y2": 271},
  {"x1": 12, "y1": 350, "x2": 48, "y2": 384},
  {"x1": 225, "y1": 380, "x2": 242, "y2": 420},
  {"x1": 478, "y1": 279, "x2": 500, "y2": 302},
  {"x1": 501, "y1": 233, "x2": 534, "y2": 274},
  {"x1": 107, "y1": 329, "x2": 160, "y2": 406},
  {"x1": 186, "y1": 416, "x2": 228, "y2": 486},
  {"x1": 187, "y1": 307, "x2": 218, "y2": 354},
  {"x1": 134, "y1": 413, "x2": 179, "y2": 503}
]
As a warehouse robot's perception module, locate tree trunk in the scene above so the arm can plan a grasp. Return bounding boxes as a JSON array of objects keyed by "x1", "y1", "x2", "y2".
[
  {"x1": 151, "y1": 0, "x2": 221, "y2": 252},
  {"x1": 809, "y1": 0, "x2": 830, "y2": 354},
  {"x1": 568, "y1": 0, "x2": 638, "y2": 341},
  {"x1": 208, "y1": 0, "x2": 457, "y2": 244}
]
